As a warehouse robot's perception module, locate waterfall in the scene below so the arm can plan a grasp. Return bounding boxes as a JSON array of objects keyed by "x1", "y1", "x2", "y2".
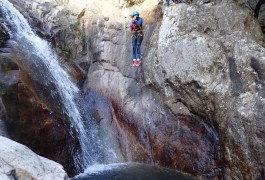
[
  {"x1": 0, "y1": 0, "x2": 123, "y2": 173},
  {"x1": 0, "y1": 0, "x2": 93, "y2": 168},
  {"x1": 0, "y1": 118, "x2": 9, "y2": 138}
]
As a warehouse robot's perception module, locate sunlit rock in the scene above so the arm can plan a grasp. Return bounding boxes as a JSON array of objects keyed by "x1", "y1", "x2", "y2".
[{"x1": 0, "y1": 136, "x2": 68, "y2": 180}]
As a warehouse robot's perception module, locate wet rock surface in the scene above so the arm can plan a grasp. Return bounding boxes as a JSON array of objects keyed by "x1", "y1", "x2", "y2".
[
  {"x1": 0, "y1": 31, "x2": 81, "y2": 177},
  {"x1": 2, "y1": 81, "x2": 82, "y2": 176},
  {"x1": 0, "y1": 63, "x2": 82, "y2": 176},
  {"x1": 85, "y1": 65, "x2": 221, "y2": 178},
  {"x1": 2, "y1": 0, "x2": 265, "y2": 179}
]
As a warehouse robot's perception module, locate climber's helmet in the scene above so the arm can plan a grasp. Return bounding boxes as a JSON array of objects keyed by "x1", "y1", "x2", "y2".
[{"x1": 132, "y1": 11, "x2": 140, "y2": 17}]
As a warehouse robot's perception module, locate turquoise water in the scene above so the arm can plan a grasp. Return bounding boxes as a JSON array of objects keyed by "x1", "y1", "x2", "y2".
[{"x1": 74, "y1": 163, "x2": 194, "y2": 180}]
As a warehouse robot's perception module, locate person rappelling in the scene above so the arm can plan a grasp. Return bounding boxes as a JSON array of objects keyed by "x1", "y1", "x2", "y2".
[{"x1": 130, "y1": 11, "x2": 143, "y2": 67}]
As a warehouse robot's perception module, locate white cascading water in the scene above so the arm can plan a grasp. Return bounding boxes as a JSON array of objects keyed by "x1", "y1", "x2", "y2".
[
  {"x1": 0, "y1": 0, "x2": 93, "y2": 168},
  {"x1": 0, "y1": 0, "x2": 124, "y2": 175}
]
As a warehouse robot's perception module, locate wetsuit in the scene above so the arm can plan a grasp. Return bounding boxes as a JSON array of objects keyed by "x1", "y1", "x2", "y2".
[{"x1": 130, "y1": 17, "x2": 143, "y2": 61}]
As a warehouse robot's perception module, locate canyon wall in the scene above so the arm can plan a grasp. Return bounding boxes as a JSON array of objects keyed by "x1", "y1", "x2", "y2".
[{"x1": 2, "y1": 0, "x2": 265, "y2": 178}]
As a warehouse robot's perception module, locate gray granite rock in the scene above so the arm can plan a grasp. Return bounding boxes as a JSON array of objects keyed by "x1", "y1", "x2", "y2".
[{"x1": 0, "y1": 136, "x2": 68, "y2": 180}]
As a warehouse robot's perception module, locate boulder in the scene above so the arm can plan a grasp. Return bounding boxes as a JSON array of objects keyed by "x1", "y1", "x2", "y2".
[{"x1": 0, "y1": 136, "x2": 68, "y2": 180}]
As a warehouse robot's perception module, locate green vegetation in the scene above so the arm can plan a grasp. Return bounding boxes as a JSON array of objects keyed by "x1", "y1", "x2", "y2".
[
  {"x1": 72, "y1": 21, "x2": 86, "y2": 42},
  {"x1": 80, "y1": 31, "x2": 86, "y2": 42},
  {"x1": 72, "y1": 21, "x2": 81, "y2": 31},
  {"x1": 55, "y1": 20, "x2": 86, "y2": 59},
  {"x1": 56, "y1": 44, "x2": 72, "y2": 58}
]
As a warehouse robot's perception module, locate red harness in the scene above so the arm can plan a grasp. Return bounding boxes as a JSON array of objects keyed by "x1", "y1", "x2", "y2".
[{"x1": 131, "y1": 24, "x2": 137, "y2": 31}]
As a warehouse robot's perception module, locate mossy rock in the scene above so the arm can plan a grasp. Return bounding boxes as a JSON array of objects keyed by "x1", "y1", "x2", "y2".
[{"x1": 56, "y1": 44, "x2": 72, "y2": 58}]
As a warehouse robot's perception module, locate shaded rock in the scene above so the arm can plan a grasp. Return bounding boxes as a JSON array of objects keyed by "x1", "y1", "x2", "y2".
[
  {"x1": 0, "y1": 23, "x2": 10, "y2": 47},
  {"x1": 0, "y1": 59, "x2": 82, "y2": 176},
  {"x1": 2, "y1": 82, "x2": 82, "y2": 177},
  {"x1": 59, "y1": 58, "x2": 87, "y2": 86},
  {"x1": 0, "y1": 52, "x2": 19, "y2": 72},
  {"x1": 248, "y1": 0, "x2": 265, "y2": 33},
  {"x1": 0, "y1": 136, "x2": 68, "y2": 180},
  {"x1": 0, "y1": 69, "x2": 21, "y2": 96},
  {"x1": 0, "y1": 49, "x2": 21, "y2": 140}
]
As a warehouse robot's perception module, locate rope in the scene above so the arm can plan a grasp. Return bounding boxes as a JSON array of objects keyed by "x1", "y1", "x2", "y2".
[
  {"x1": 130, "y1": 19, "x2": 144, "y2": 38},
  {"x1": 136, "y1": 21, "x2": 144, "y2": 37}
]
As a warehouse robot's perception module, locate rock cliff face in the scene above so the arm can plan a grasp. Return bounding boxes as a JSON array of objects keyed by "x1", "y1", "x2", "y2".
[
  {"x1": 83, "y1": 1, "x2": 265, "y2": 178},
  {"x1": 154, "y1": 3, "x2": 265, "y2": 178},
  {"x1": 3, "y1": 0, "x2": 265, "y2": 179}
]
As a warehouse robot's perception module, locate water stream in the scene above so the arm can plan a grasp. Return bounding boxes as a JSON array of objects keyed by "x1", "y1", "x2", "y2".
[
  {"x1": 74, "y1": 163, "x2": 194, "y2": 180},
  {"x1": 0, "y1": 0, "x2": 122, "y2": 170},
  {"x1": 0, "y1": 118, "x2": 9, "y2": 137}
]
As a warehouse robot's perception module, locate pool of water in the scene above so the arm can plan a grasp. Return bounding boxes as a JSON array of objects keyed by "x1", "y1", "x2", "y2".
[{"x1": 73, "y1": 163, "x2": 194, "y2": 180}]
